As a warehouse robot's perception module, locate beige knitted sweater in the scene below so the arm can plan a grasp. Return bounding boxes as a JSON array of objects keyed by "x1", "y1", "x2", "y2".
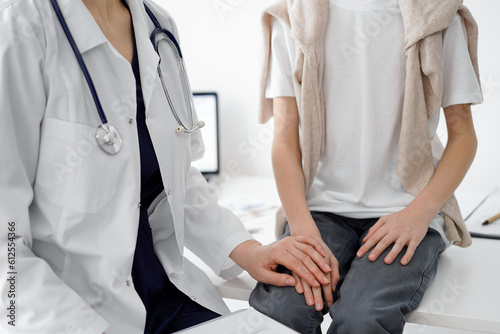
[{"x1": 260, "y1": 0, "x2": 481, "y2": 247}]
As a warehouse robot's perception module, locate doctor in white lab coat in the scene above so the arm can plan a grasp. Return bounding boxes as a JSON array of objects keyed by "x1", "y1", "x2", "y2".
[{"x1": 0, "y1": 0, "x2": 334, "y2": 333}]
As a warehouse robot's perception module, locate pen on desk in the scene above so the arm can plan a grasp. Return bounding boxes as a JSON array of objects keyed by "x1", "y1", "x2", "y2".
[{"x1": 482, "y1": 213, "x2": 500, "y2": 225}]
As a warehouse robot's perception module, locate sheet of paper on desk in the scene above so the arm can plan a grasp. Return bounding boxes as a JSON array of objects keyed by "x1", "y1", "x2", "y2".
[
  {"x1": 465, "y1": 187, "x2": 500, "y2": 238},
  {"x1": 173, "y1": 308, "x2": 299, "y2": 333},
  {"x1": 454, "y1": 186, "x2": 492, "y2": 219}
]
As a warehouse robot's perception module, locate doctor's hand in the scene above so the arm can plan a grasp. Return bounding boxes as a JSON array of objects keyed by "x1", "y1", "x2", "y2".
[
  {"x1": 230, "y1": 238, "x2": 332, "y2": 289},
  {"x1": 356, "y1": 202, "x2": 435, "y2": 266}
]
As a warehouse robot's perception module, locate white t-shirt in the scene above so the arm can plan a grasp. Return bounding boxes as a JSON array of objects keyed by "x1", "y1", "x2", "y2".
[{"x1": 266, "y1": 0, "x2": 482, "y2": 242}]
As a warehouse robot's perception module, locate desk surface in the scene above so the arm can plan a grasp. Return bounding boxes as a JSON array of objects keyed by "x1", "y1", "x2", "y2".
[{"x1": 188, "y1": 176, "x2": 500, "y2": 333}]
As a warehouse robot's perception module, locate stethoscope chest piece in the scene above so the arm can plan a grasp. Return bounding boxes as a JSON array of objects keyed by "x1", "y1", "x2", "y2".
[{"x1": 96, "y1": 124, "x2": 122, "y2": 155}]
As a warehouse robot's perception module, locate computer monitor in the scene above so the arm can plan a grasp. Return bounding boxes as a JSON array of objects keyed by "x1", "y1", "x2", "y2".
[{"x1": 191, "y1": 92, "x2": 220, "y2": 176}]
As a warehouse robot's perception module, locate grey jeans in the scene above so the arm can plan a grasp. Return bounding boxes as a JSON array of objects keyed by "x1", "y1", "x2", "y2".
[{"x1": 249, "y1": 211, "x2": 446, "y2": 334}]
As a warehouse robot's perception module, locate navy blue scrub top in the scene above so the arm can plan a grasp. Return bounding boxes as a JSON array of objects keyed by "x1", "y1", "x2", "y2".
[
  {"x1": 130, "y1": 38, "x2": 170, "y2": 323},
  {"x1": 129, "y1": 40, "x2": 220, "y2": 334},
  {"x1": 128, "y1": 33, "x2": 204, "y2": 333},
  {"x1": 130, "y1": 38, "x2": 166, "y2": 302},
  {"x1": 123, "y1": 3, "x2": 219, "y2": 331}
]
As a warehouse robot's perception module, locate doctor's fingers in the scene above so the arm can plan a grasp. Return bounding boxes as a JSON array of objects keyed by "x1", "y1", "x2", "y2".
[
  {"x1": 275, "y1": 246, "x2": 331, "y2": 287},
  {"x1": 283, "y1": 236, "x2": 332, "y2": 273},
  {"x1": 295, "y1": 236, "x2": 340, "y2": 292},
  {"x1": 256, "y1": 268, "x2": 298, "y2": 288},
  {"x1": 292, "y1": 236, "x2": 327, "y2": 257}
]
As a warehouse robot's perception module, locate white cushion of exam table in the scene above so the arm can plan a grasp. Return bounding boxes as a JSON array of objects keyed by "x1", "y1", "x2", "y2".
[{"x1": 185, "y1": 176, "x2": 500, "y2": 334}]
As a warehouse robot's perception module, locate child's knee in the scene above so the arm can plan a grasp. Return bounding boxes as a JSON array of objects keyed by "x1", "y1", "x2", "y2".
[
  {"x1": 328, "y1": 302, "x2": 404, "y2": 334},
  {"x1": 250, "y1": 282, "x2": 324, "y2": 333}
]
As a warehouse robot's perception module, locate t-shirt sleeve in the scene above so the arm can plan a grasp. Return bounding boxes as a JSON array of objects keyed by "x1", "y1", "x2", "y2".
[
  {"x1": 265, "y1": 17, "x2": 296, "y2": 99},
  {"x1": 441, "y1": 14, "x2": 483, "y2": 108}
]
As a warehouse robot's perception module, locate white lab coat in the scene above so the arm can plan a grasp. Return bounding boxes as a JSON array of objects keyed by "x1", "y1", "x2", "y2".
[{"x1": 0, "y1": 0, "x2": 253, "y2": 333}]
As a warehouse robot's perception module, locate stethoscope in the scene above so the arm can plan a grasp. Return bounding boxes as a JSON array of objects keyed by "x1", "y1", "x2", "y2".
[{"x1": 49, "y1": 0, "x2": 204, "y2": 155}]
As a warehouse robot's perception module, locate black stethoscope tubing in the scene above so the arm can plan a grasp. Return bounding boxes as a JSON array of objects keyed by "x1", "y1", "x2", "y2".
[
  {"x1": 144, "y1": 4, "x2": 183, "y2": 58},
  {"x1": 49, "y1": 0, "x2": 183, "y2": 126},
  {"x1": 49, "y1": 0, "x2": 202, "y2": 155},
  {"x1": 50, "y1": 0, "x2": 109, "y2": 126}
]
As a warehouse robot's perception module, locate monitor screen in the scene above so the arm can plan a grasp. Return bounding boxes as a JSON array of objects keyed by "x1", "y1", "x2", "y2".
[{"x1": 191, "y1": 92, "x2": 219, "y2": 175}]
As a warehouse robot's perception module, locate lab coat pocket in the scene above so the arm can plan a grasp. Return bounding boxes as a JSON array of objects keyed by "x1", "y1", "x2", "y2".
[{"x1": 36, "y1": 118, "x2": 118, "y2": 213}]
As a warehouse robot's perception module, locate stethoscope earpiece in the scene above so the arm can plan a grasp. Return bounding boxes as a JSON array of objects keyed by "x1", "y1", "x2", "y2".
[{"x1": 175, "y1": 121, "x2": 206, "y2": 135}]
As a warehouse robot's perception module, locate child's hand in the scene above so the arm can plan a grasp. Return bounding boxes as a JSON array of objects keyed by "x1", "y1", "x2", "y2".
[
  {"x1": 356, "y1": 203, "x2": 436, "y2": 265},
  {"x1": 292, "y1": 272, "x2": 334, "y2": 312},
  {"x1": 290, "y1": 223, "x2": 339, "y2": 311}
]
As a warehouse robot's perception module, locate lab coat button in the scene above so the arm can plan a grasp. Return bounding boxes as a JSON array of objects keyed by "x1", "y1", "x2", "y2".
[
  {"x1": 137, "y1": 203, "x2": 141, "y2": 208},
  {"x1": 167, "y1": 189, "x2": 172, "y2": 196},
  {"x1": 126, "y1": 280, "x2": 131, "y2": 287},
  {"x1": 190, "y1": 295, "x2": 196, "y2": 301},
  {"x1": 129, "y1": 118, "x2": 134, "y2": 125}
]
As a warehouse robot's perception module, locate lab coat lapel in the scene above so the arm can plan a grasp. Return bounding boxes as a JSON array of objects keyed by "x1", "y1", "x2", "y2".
[
  {"x1": 125, "y1": 0, "x2": 160, "y2": 111},
  {"x1": 125, "y1": 0, "x2": 186, "y2": 259},
  {"x1": 57, "y1": 0, "x2": 159, "y2": 110},
  {"x1": 56, "y1": 0, "x2": 108, "y2": 53}
]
